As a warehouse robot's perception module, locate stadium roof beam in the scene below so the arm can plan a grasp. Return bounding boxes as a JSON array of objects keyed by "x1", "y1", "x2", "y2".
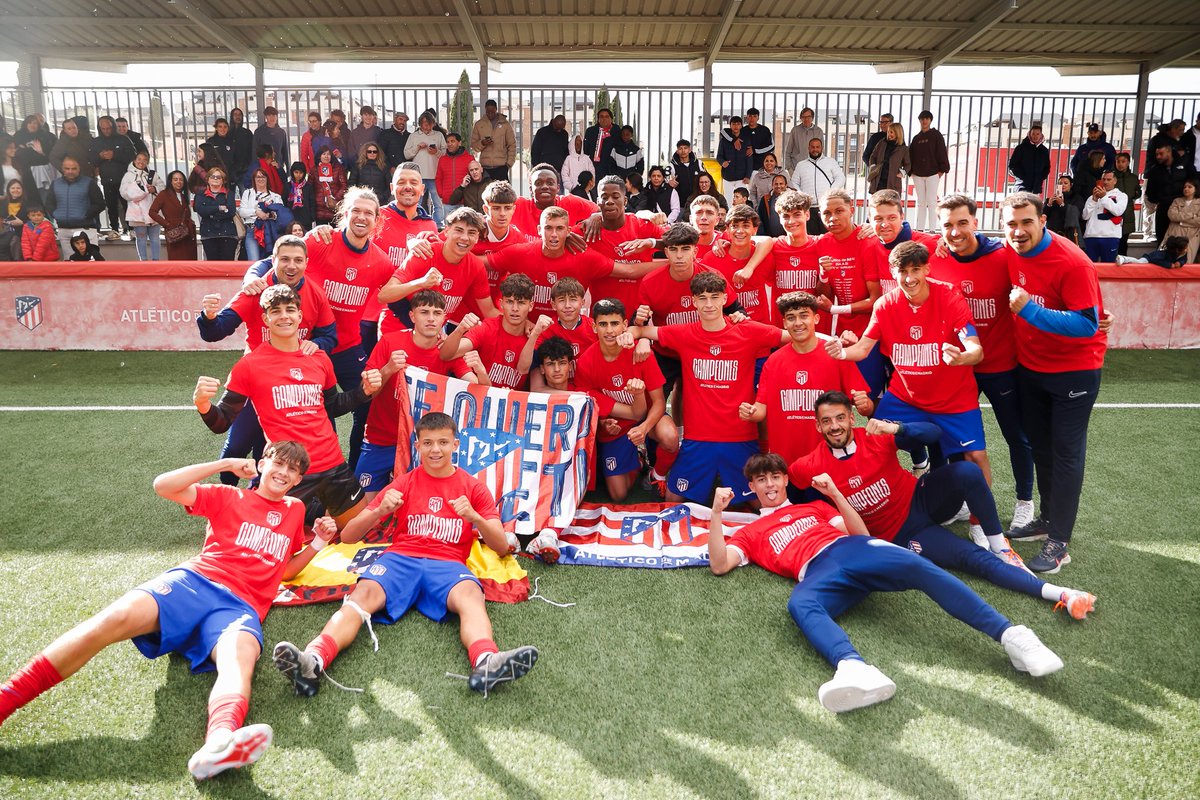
[
  {"x1": 167, "y1": 0, "x2": 263, "y2": 71},
  {"x1": 688, "y1": 0, "x2": 744, "y2": 71},
  {"x1": 1148, "y1": 39, "x2": 1200, "y2": 71},
  {"x1": 873, "y1": 0, "x2": 1017, "y2": 80}
]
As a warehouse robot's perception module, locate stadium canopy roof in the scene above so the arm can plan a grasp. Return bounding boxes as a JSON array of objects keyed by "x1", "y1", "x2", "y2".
[{"x1": 2, "y1": 0, "x2": 1199, "y2": 76}]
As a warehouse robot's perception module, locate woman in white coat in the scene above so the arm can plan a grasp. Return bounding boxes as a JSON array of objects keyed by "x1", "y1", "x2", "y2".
[{"x1": 120, "y1": 151, "x2": 167, "y2": 261}]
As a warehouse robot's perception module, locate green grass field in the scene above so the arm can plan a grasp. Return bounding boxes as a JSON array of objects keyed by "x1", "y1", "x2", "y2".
[{"x1": 0, "y1": 349, "x2": 1198, "y2": 799}]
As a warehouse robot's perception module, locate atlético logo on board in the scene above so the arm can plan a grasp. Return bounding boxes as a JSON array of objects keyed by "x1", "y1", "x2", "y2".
[
  {"x1": 612, "y1": 374, "x2": 624, "y2": 387},
  {"x1": 266, "y1": 511, "x2": 282, "y2": 526},
  {"x1": 849, "y1": 475, "x2": 863, "y2": 489},
  {"x1": 345, "y1": 267, "x2": 358, "y2": 281},
  {"x1": 795, "y1": 370, "x2": 808, "y2": 385},
  {"x1": 290, "y1": 368, "x2": 304, "y2": 381},
  {"x1": 961, "y1": 280, "x2": 974, "y2": 295},
  {"x1": 909, "y1": 326, "x2": 923, "y2": 340},
  {"x1": 429, "y1": 496, "x2": 443, "y2": 512},
  {"x1": 709, "y1": 345, "x2": 721, "y2": 355},
  {"x1": 16, "y1": 295, "x2": 43, "y2": 331}
]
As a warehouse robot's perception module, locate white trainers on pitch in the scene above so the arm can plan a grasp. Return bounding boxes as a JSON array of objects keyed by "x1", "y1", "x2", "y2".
[
  {"x1": 1010, "y1": 500, "x2": 1036, "y2": 530},
  {"x1": 1001, "y1": 625, "x2": 1063, "y2": 677},
  {"x1": 817, "y1": 659, "x2": 896, "y2": 712},
  {"x1": 968, "y1": 524, "x2": 988, "y2": 548},
  {"x1": 526, "y1": 528, "x2": 561, "y2": 564},
  {"x1": 187, "y1": 723, "x2": 273, "y2": 780},
  {"x1": 942, "y1": 502, "x2": 970, "y2": 525}
]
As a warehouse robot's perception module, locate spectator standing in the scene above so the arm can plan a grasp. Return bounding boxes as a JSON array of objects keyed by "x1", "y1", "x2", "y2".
[
  {"x1": 681, "y1": 171, "x2": 727, "y2": 221},
  {"x1": 1069, "y1": 123, "x2": 1116, "y2": 175},
  {"x1": 189, "y1": 143, "x2": 225, "y2": 196},
  {"x1": 1080, "y1": 170, "x2": 1128, "y2": 263},
  {"x1": 1181, "y1": 112, "x2": 1200, "y2": 175},
  {"x1": 89, "y1": 115, "x2": 137, "y2": 239},
  {"x1": 405, "y1": 112, "x2": 447, "y2": 226},
  {"x1": 299, "y1": 111, "x2": 324, "y2": 174},
  {"x1": 350, "y1": 142, "x2": 391, "y2": 205},
  {"x1": 436, "y1": 133, "x2": 472, "y2": 216},
  {"x1": 868, "y1": 122, "x2": 910, "y2": 194},
  {"x1": 0, "y1": 138, "x2": 21, "y2": 190},
  {"x1": 531, "y1": 115, "x2": 570, "y2": 175},
  {"x1": 193, "y1": 166, "x2": 239, "y2": 261},
  {"x1": 1145, "y1": 144, "x2": 1190, "y2": 245},
  {"x1": 583, "y1": 108, "x2": 619, "y2": 183},
  {"x1": 204, "y1": 119, "x2": 237, "y2": 181},
  {"x1": 252, "y1": 106, "x2": 290, "y2": 170},
  {"x1": 717, "y1": 116, "x2": 753, "y2": 205},
  {"x1": 379, "y1": 112, "x2": 411, "y2": 170},
  {"x1": 909, "y1": 111, "x2": 950, "y2": 231},
  {"x1": 1164, "y1": 178, "x2": 1200, "y2": 262},
  {"x1": 49, "y1": 118, "x2": 92, "y2": 175},
  {"x1": 237, "y1": 168, "x2": 288, "y2": 261},
  {"x1": 470, "y1": 100, "x2": 516, "y2": 182},
  {"x1": 228, "y1": 108, "x2": 254, "y2": 185},
  {"x1": 1146, "y1": 120, "x2": 1187, "y2": 168},
  {"x1": 14, "y1": 115, "x2": 56, "y2": 202},
  {"x1": 345, "y1": 106, "x2": 382, "y2": 162},
  {"x1": 783, "y1": 107, "x2": 825, "y2": 171},
  {"x1": 610, "y1": 126, "x2": 644, "y2": 181},
  {"x1": 669, "y1": 139, "x2": 702, "y2": 212},
  {"x1": 792, "y1": 137, "x2": 845, "y2": 235},
  {"x1": 1112, "y1": 152, "x2": 1141, "y2": 256},
  {"x1": 312, "y1": 147, "x2": 347, "y2": 225},
  {"x1": 120, "y1": 150, "x2": 166, "y2": 261},
  {"x1": 1, "y1": 179, "x2": 28, "y2": 260},
  {"x1": 45, "y1": 156, "x2": 104, "y2": 256},
  {"x1": 747, "y1": 152, "x2": 788, "y2": 209},
  {"x1": 562, "y1": 132, "x2": 591, "y2": 194},
  {"x1": 862, "y1": 112, "x2": 893, "y2": 166},
  {"x1": 149, "y1": 169, "x2": 198, "y2": 260},
  {"x1": 283, "y1": 162, "x2": 316, "y2": 231},
  {"x1": 115, "y1": 118, "x2": 147, "y2": 155},
  {"x1": 1008, "y1": 125, "x2": 1051, "y2": 195},
  {"x1": 741, "y1": 107, "x2": 775, "y2": 171}
]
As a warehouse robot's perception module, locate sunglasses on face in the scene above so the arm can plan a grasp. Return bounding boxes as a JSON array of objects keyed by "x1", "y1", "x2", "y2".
[{"x1": 367, "y1": 149, "x2": 378, "y2": 155}]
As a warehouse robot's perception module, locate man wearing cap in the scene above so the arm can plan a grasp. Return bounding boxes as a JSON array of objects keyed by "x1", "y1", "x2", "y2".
[
  {"x1": 253, "y1": 107, "x2": 291, "y2": 170},
  {"x1": 380, "y1": 112, "x2": 411, "y2": 170},
  {"x1": 742, "y1": 108, "x2": 775, "y2": 172},
  {"x1": 1069, "y1": 124, "x2": 1115, "y2": 176},
  {"x1": 346, "y1": 106, "x2": 382, "y2": 159}
]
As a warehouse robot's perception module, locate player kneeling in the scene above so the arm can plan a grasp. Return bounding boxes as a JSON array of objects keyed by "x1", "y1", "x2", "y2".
[
  {"x1": 707, "y1": 453, "x2": 1064, "y2": 713},
  {"x1": 273, "y1": 412, "x2": 538, "y2": 696},
  {"x1": 0, "y1": 443, "x2": 328, "y2": 779}
]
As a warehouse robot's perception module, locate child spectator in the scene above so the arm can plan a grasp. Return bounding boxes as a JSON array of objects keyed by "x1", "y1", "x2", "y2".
[
  {"x1": 67, "y1": 230, "x2": 105, "y2": 261},
  {"x1": 21, "y1": 206, "x2": 58, "y2": 261}
]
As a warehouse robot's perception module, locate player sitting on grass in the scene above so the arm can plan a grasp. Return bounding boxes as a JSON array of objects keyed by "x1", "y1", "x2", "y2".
[
  {"x1": 0, "y1": 443, "x2": 331, "y2": 779},
  {"x1": 707, "y1": 453, "x2": 1066, "y2": 713},
  {"x1": 273, "y1": 412, "x2": 539, "y2": 696},
  {"x1": 789, "y1": 391, "x2": 1097, "y2": 617},
  {"x1": 194, "y1": 284, "x2": 382, "y2": 528}
]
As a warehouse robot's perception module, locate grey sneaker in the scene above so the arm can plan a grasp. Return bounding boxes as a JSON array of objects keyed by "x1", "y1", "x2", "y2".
[
  {"x1": 1029, "y1": 538, "x2": 1071, "y2": 574},
  {"x1": 1009, "y1": 515, "x2": 1052, "y2": 542},
  {"x1": 468, "y1": 645, "x2": 539, "y2": 694},
  {"x1": 273, "y1": 641, "x2": 322, "y2": 697}
]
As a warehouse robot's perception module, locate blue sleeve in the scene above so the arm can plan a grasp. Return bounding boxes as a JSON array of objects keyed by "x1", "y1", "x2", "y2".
[
  {"x1": 311, "y1": 323, "x2": 338, "y2": 354},
  {"x1": 1017, "y1": 302, "x2": 1099, "y2": 337},
  {"x1": 196, "y1": 308, "x2": 245, "y2": 342},
  {"x1": 243, "y1": 258, "x2": 273, "y2": 283},
  {"x1": 894, "y1": 422, "x2": 942, "y2": 449}
]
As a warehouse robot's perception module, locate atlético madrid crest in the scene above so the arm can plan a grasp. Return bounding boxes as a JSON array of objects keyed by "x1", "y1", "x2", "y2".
[
  {"x1": 909, "y1": 325, "x2": 923, "y2": 340},
  {"x1": 795, "y1": 370, "x2": 808, "y2": 384},
  {"x1": 290, "y1": 368, "x2": 304, "y2": 381},
  {"x1": 16, "y1": 295, "x2": 43, "y2": 331}
]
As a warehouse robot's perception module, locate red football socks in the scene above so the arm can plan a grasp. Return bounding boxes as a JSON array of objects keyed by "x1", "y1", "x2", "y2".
[
  {"x1": 307, "y1": 633, "x2": 339, "y2": 670},
  {"x1": 468, "y1": 638, "x2": 499, "y2": 668},
  {"x1": 653, "y1": 446, "x2": 678, "y2": 479},
  {"x1": 206, "y1": 693, "x2": 248, "y2": 738},
  {"x1": 0, "y1": 654, "x2": 63, "y2": 725}
]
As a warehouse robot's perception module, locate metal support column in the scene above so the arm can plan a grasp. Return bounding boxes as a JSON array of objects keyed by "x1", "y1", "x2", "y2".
[
  {"x1": 254, "y1": 61, "x2": 266, "y2": 115},
  {"x1": 15, "y1": 54, "x2": 45, "y2": 117},
  {"x1": 921, "y1": 59, "x2": 933, "y2": 110},
  {"x1": 1131, "y1": 62, "x2": 1151, "y2": 168},
  {"x1": 702, "y1": 63, "x2": 713, "y2": 156},
  {"x1": 479, "y1": 60, "x2": 489, "y2": 109}
]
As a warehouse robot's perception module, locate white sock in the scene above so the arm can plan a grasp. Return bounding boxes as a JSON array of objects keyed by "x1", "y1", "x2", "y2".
[
  {"x1": 650, "y1": 469, "x2": 664, "y2": 481},
  {"x1": 1041, "y1": 582, "x2": 1067, "y2": 602},
  {"x1": 987, "y1": 534, "x2": 1009, "y2": 551}
]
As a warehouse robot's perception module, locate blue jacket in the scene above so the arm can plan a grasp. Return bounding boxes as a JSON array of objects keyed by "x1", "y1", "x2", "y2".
[
  {"x1": 193, "y1": 189, "x2": 238, "y2": 239},
  {"x1": 1069, "y1": 133, "x2": 1117, "y2": 176},
  {"x1": 717, "y1": 128, "x2": 753, "y2": 182}
]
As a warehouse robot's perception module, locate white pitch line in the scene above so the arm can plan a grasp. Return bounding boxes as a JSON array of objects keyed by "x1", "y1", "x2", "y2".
[{"x1": 1, "y1": 403, "x2": 1199, "y2": 412}]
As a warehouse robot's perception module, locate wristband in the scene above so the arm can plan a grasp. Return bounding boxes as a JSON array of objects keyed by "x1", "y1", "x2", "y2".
[
  {"x1": 831, "y1": 304, "x2": 852, "y2": 315},
  {"x1": 310, "y1": 535, "x2": 330, "y2": 552}
]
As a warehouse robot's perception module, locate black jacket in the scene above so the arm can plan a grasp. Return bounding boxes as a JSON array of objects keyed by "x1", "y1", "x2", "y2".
[
  {"x1": 379, "y1": 128, "x2": 411, "y2": 171},
  {"x1": 582, "y1": 124, "x2": 619, "y2": 181},
  {"x1": 741, "y1": 123, "x2": 774, "y2": 171},
  {"x1": 530, "y1": 125, "x2": 570, "y2": 172},
  {"x1": 1009, "y1": 137, "x2": 1051, "y2": 194},
  {"x1": 89, "y1": 132, "x2": 137, "y2": 184},
  {"x1": 1145, "y1": 159, "x2": 1190, "y2": 206}
]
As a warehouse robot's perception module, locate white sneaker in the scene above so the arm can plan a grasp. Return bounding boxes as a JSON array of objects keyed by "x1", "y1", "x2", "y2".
[
  {"x1": 817, "y1": 659, "x2": 896, "y2": 712},
  {"x1": 1010, "y1": 500, "x2": 1035, "y2": 530},
  {"x1": 942, "y1": 502, "x2": 970, "y2": 525},
  {"x1": 504, "y1": 531, "x2": 520, "y2": 555},
  {"x1": 525, "y1": 528, "x2": 561, "y2": 564},
  {"x1": 187, "y1": 723, "x2": 273, "y2": 780},
  {"x1": 912, "y1": 459, "x2": 930, "y2": 478},
  {"x1": 1001, "y1": 625, "x2": 1063, "y2": 677},
  {"x1": 968, "y1": 524, "x2": 988, "y2": 548}
]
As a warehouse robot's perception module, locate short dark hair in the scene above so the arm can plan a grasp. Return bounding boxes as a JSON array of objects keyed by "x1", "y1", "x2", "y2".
[
  {"x1": 272, "y1": 234, "x2": 307, "y2": 257},
  {"x1": 626, "y1": 173, "x2": 643, "y2": 191},
  {"x1": 414, "y1": 411, "x2": 457, "y2": 437},
  {"x1": 485, "y1": 99, "x2": 498, "y2": 109},
  {"x1": 1002, "y1": 191, "x2": 1045, "y2": 216},
  {"x1": 729, "y1": 115, "x2": 743, "y2": 125},
  {"x1": 889, "y1": 241, "x2": 929, "y2": 271},
  {"x1": 776, "y1": 189, "x2": 813, "y2": 214},
  {"x1": 255, "y1": 143, "x2": 274, "y2": 159},
  {"x1": 918, "y1": 110, "x2": 933, "y2": 120},
  {"x1": 536, "y1": 336, "x2": 574, "y2": 364},
  {"x1": 746, "y1": 107, "x2": 760, "y2": 116},
  {"x1": 597, "y1": 174, "x2": 626, "y2": 195},
  {"x1": 814, "y1": 390, "x2": 853, "y2": 415},
  {"x1": 870, "y1": 189, "x2": 903, "y2": 210},
  {"x1": 444, "y1": 206, "x2": 486, "y2": 233},
  {"x1": 551, "y1": 277, "x2": 585, "y2": 299},
  {"x1": 732, "y1": 186, "x2": 750, "y2": 200},
  {"x1": 743, "y1": 452, "x2": 788, "y2": 480},
  {"x1": 726, "y1": 204, "x2": 759, "y2": 226},
  {"x1": 260, "y1": 283, "x2": 300, "y2": 311},
  {"x1": 592, "y1": 298, "x2": 627, "y2": 320},
  {"x1": 1163, "y1": 235, "x2": 1190, "y2": 254},
  {"x1": 690, "y1": 271, "x2": 727, "y2": 296},
  {"x1": 263, "y1": 440, "x2": 310, "y2": 474},
  {"x1": 482, "y1": 180, "x2": 517, "y2": 205},
  {"x1": 499, "y1": 272, "x2": 535, "y2": 301},
  {"x1": 936, "y1": 193, "x2": 977, "y2": 215},
  {"x1": 662, "y1": 222, "x2": 700, "y2": 247},
  {"x1": 410, "y1": 289, "x2": 447, "y2": 310},
  {"x1": 776, "y1": 291, "x2": 819, "y2": 316}
]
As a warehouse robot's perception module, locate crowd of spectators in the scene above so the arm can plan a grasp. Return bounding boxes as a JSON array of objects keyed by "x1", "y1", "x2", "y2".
[{"x1": 1, "y1": 103, "x2": 1197, "y2": 264}]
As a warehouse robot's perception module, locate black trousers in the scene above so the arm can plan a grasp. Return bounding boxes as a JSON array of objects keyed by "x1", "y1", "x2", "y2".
[
  {"x1": 484, "y1": 165, "x2": 510, "y2": 182},
  {"x1": 1017, "y1": 365, "x2": 1102, "y2": 542}
]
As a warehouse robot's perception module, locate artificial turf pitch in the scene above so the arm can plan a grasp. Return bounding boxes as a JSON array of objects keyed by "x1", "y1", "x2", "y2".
[{"x1": 0, "y1": 349, "x2": 1197, "y2": 799}]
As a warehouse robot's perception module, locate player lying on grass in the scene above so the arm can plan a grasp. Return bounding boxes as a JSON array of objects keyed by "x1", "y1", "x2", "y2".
[
  {"x1": 789, "y1": 391, "x2": 1097, "y2": 617},
  {"x1": 707, "y1": 453, "x2": 1066, "y2": 713},
  {"x1": 0, "y1": 443, "x2": 332, "y2": 779},
  {"x1": 273, "y1": 412, "x2": 538, "y2": 697}
]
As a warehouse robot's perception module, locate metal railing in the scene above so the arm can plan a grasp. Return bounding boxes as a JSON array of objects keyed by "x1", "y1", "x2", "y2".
[{"x1": 5, "y1": 83, "x2": 1197, "y2": 232}]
